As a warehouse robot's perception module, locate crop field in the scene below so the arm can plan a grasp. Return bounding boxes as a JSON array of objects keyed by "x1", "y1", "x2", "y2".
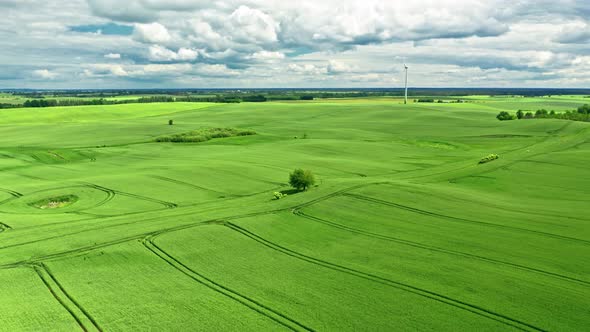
[{"x1": 0, "y1": 96, "x2": 588, "y2": 331}]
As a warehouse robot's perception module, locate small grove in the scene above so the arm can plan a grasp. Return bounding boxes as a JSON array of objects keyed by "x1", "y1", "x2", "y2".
[
  {"x1": 497, "y1": 104, "x2": 590, "y2": 122},
  {"x1": 155, "y1": 128, "x2": 256, "y2": 143}
]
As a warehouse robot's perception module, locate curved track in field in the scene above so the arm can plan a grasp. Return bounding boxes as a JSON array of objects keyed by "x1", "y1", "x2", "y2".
[
  {"x1": 222, "y1": 222, "x2": 546, "y2": 332},
  {"x1": 292, "y1": 210, "x2": 590, "y2": 286},
  {"x1": 143, "y1": 234, "x2": 313, "y2": 332},
  {"x1": 0, "y1": 180, "x2": 569, "y2": 331},
  {"x1": 0, "y1": 184, "x2": 115, "y2": 214},
  {"x1": 344, "y1": 193, "x2": 590, "y2": 246}
]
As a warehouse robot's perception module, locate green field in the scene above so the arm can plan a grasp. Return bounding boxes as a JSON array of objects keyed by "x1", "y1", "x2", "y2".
[{"x1": 0, "y1": 97, "x2": 588, "y2": 331}]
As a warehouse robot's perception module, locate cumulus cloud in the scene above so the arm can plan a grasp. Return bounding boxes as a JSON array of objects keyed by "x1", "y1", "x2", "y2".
[
  {"x1": 2, "y1": 0, "x2": 590, "y2": 88},
  {"x1": 133, "y1": 22, "x2": 171, "y2": 43},
  {"x1": 32, "y1": 69, "x2": 58, "y2": 79},
  {"x1": 148, "y1": 45, "x2": 199, "y2": 61},
  {"x1": 227, "y1": 5, "x2": 279, "y2": 44},
  {"x1": 327, "y1": 60, "x2": 354, "y2": 74},
  {"x1": 247, "y1": 50, "x2": 285, "y2": 61},
  {"x1": 288, "y1": 63, "x2": 328, "y2": 75},
  {"x1": 83, "y1": 64, "x2": 129, "y2": 77},
  {"x1": 554, "y1": 22, "x2": 590, "y2": 44}
]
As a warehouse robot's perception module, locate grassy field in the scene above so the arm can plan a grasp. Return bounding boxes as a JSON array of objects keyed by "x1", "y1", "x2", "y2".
[{"x1": 0, "y1": 96, "x2": 588, "y2": 331}]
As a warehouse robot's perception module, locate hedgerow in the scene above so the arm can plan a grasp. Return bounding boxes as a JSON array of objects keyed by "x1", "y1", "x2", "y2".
[{"x1": 155, "y1": 128, "x2": 256, "y2": 143}]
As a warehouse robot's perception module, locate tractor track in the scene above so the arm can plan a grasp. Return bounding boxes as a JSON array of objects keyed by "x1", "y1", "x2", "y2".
[
  {"x1": 382, "y1": 181, "x2": 590, "y2": 223},
  {"x1": 397, "y1": 122, "x2": 584, "y2": 183},
  {"x1": 0, "y1": 179, "x2": 564, "y2": 331},
  {"x1": 0, "y1": 222, "x2": 12, "y2": 233},
  {"x1": 344, "y1": 193, "x2": 590, "y2": 246},
  {"x1": 222, "y1": 222, "x2": 546, "y2": 332},
  {"x1": 32, "y1": 263, "x2": 102, "y2": 332},
  {"x1": 293, "y1": 210, "x2": 590, "y2": 286},
  {"x1": 143, "y1": 234, "x2": 313, "y2": 332},
  {"x1": 0, "y1": 184, "x2": 115, "y2": 213},
  {"x1": 80, "y1": 182, "x2": 177, "y2": 209},
  {"x1": 150, "y1": 175, "x2": 230, "y2": 196},
  {"x1": 0, "y1": 182, "x2": 384, "y2": 252}
]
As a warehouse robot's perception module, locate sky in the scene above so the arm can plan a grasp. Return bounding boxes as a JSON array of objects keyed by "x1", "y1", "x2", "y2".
[{"x1": 1, "y1": 0, "x2": 589, "y2": 89}]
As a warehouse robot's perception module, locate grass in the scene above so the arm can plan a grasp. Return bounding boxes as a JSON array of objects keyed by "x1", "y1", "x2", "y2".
[{"x1": 0, "y1": 96, "x2": 588, "y2": 331}]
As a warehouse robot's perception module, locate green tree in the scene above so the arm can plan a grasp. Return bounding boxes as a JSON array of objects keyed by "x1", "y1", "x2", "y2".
[
  {"x1": 496, "y1": 111, "x2": 514, "y2": 121},
  {"x1": 289, "y1": 169, "x2": 315, "y2": 191},
  {"x1": 516, "y1": 110, "x2": 524, "y2": 119}
]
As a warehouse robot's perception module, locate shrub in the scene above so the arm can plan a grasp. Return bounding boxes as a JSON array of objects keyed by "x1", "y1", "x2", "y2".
[
  {"x1": 479, "y1": 154, "x2": 499, "y2": 164},
  {"x1": 155, "y1": 128, "x2": 256, "y2": 143},
  {"x1": 289, "y1": 169, "x2": 315, "y2": 191},
  {"x1": 535, "y1": 109, "x2": 548, "y2": 118},
  {"x1": 168, "y1": 119, "x2": 174, "y2": 125},
  {"x1": 496, "y1": 111, "x2": 515, "y2": 121},
  {"x1": 577, "y1": 104, "x2": 590, "y2": 114},
  {"x1": 273, "y1": 192, "x2": 287, "y2": 200}
]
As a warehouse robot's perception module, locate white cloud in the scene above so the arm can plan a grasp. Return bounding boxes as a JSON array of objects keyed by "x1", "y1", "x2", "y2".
[
  {"x1": 2, "y1": 0, "x2": 590, "y2": 88},
  {"x1": 148, "y1": 45, "x2": 199, "y2": 61},
  {"x1": 32, "y1": 69, "x2": 58, "y2": 79},
  {"x1": 247, "y1": 50, "x2": 285, "y2": 61},
  {"x1": 195, "y1": 64, "x2": 240, "y2": 77},
  {"x1": 148, "y1": 45, "x2": 179, "y2": 61},
  {"x1": 104, "y1": 53, "x2": 121, "y2": 59},
  {"x1": 83, "y1": 64, "x2": 129, "y2": 77},
  {"x1": 227, "y1": 5, "x2": 279, "y2": 44},
  {"x1": 288, "y1": 63, "x2": 328, "y2": 75},
  {"x1": 177, "y1": 48, "x2": 199, "y2": 61},
  {"x1": 327, "y1": 60, "x2": 353, "y2": 74},
  {"x1": 134, "y1": 22, "x2": 171, "y2": 43}
]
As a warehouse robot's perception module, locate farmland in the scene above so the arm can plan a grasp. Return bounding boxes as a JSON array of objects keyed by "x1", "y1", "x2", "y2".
[{"x1": 0, "y1": 96, "x2": 589, "y2": 331}]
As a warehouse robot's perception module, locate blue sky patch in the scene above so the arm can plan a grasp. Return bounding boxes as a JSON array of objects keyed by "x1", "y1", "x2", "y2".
[{"x1": 70, "y1": 23, "x2": 133, "y2": 36}]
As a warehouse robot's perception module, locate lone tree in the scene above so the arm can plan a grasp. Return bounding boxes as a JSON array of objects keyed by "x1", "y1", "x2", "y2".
[{"x1": 289, "y1": 169, "x2": 315, "y2": 191}]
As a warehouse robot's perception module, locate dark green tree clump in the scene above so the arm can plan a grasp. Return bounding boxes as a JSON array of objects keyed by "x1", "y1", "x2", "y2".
[
  {"x1": 155, "y1": 128, "x2": 256, "y2": 143},
  {"x1": 242, "y1": 95, "x2": 267, "y2": 102},
  {"x1": 499, "y1": 105, "x2": 590, "y2": 122},
  {"x1": 496, "y1": 111, "x2": 515, "y2": 121},
  {"x1": 289, "y1": 169, "x2": 315, "y2": 191}
]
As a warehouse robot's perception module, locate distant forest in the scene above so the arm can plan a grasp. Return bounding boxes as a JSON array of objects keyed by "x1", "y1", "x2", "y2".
[{"x1": 1, "y1": 88, "x2": 589, "y2": 109}]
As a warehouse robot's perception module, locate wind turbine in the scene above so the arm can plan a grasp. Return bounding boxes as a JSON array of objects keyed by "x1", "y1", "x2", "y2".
[{"x1": 403, "y1": 62, "x2": 409, "y2": 105}]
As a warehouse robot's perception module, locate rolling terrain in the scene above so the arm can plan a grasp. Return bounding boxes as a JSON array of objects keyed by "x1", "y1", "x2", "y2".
[{"x1": 0, "y1": 97, "x2": 588, "y2": 331}]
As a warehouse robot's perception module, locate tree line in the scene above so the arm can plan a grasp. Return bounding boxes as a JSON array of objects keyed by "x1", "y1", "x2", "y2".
[
  {"x1": 497, "y1": 104, "x2": 590, "y2": 122},
  {"x1": 5, "y1": 96, "x2": 244, "y2": 109}
]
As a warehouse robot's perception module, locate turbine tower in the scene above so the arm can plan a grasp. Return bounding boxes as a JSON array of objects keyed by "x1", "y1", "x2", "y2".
[{"x1": 404, "y1": 63, "x2": 409, "y2": 105}]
